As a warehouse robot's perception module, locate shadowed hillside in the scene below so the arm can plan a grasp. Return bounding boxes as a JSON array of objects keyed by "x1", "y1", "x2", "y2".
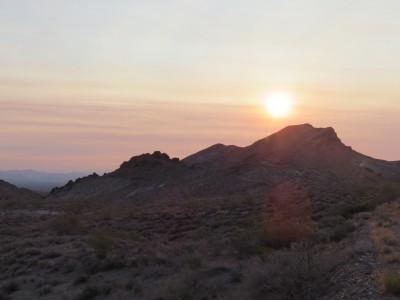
[
  {"x1": 3, "y1": 124, "x2": 400, "y2": 299},
  {"x1": 48, "y1": 124, "x2": 400, "y2": 202},
  {"x1": 0, "y1": 179, "x2": 41, "y2": 202}
]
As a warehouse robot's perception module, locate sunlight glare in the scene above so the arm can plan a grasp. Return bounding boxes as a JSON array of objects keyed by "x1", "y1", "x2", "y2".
[{"x1": 263, "y1": 91, "x2": 294, "y2": 117}]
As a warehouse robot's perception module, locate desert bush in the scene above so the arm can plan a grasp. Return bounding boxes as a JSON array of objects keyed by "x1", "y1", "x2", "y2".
[
  {"x1": 202, "y1": 279, "x2": 224, "y2": 299},
  {"x1": 74, "y1": 275, "x2": 89, "y2": 285},
  {"x1": 319, "y1": 215, "x2": 346, "y2": 228},
  {"x1": 372, "y1": 227, "x2": 397, "y2": 250},
  {"x1": 325, "y1": 203, "x2": 363, "y2": 218},
  {"x1": 100, "y1": 256, "x2": 126, "y2": 271},
  {"x1": 264, "y1": 219, "x2": 313, "y2": 248},
  {"x1": 314, "y1": 218, "x2": 356, "y2": 243},
  {"x1": 230, "y1": 266, "x2": 243, "y2": 283},
  {"x1": 23, "y1": 248, "x2": 41, "y2": 256},
  {"x1": 82, "y1": 254, "x2": 126, "y2": 274},
  {"x1": 63, "y1": 199, "x2": 103, "y2": 214},
  {"x1": 253, "y1": 244, "x2": 338, "y2": 300},
  {"x1": 231, "y1": 228, "x2": 271, "y2": 257},
  {"x1": 263, "y1": 182, "x2": 314, "y2": 248},
  {"x1": 49, "y1": 215, "x2": 83, "y2": 235},
  {"x1": 1, "y1": 280, "x2": 19, "y2": 294},
  {"x1": 381, "y1": 271, "x2": 400, "y2": 295},
  {"x1": 162, "y1": 281, "x2": 192, "y2": 300},
  {"x1": 185, "y1": 255, "x2": 203, "y2": 270},
  {"x1": 384, "y1": 252, "x2": 400, "y2": 263},
  {"x1": 41, "y1": 251, "x2": 62, "y2": 259},
  {"x1": 88, "y1": 232, "x2": 115, "y2": 258},
  {"x1": 77, "y1": 285, "x2": 99, "y2": 300},
  {"x1": 38, "y1": 285, "x2": 52, "y2": 295},
  {"x1": 344, "y1": 240, "x2": 375, "y2": 257},
  {"x1": 380, "y1": 183, "x2": 400, "y2": 202},
  {"x1": 329, "y1": 221, "x2": 356, "y2": 242}
]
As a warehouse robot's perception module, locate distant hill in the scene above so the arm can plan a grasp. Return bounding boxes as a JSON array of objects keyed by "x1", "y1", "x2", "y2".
[
  {"x1": 48, "y1": 124, "x2": 400, "y2": 201},
  {"x1": 0, "y1": 170, "x2": 88, "y2": 192},
  {"x1": 0, "y1": 179, "x2": 41, "y2": 201}
]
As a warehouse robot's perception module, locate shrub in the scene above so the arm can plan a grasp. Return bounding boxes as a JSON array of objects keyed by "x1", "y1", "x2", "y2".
[
  {"x1": 38, "y1": 286, "x2": 52, "y2": 295},
  {"x1": 49, "y1": 215, "x2": 82, "y2": 235},
  {"x1": 263, "y1": 182, "x2": 314, "y2": 248},
  {"x1": 186, "y1": 255, "x2": 203, "y2": 270},
  {"x1": 253, "y1": 244, "x2": 339, "y2": 300},
  {"x1": 162, "y1": 281, "x2": 191, "y2": 300},
  {"x1": 77, "y1": 285, "x2": 99, "y2": 300},
  {"x1": 2, "y1": 281, "x2": 19, "y2": 294},
  {"x1": 88, "y1": 232, "x2": 115, "y2": 259},
  {"x1": 231, "y1": 228, "x2": 272, "y2": 257},
  {"x1": 329, "y1": 221, "x2": 356, "y2": 242},
  {"x1": 82, "y1": 255, "x2": 126, "y2": 274},
  {"x1": 264, "y1": 220, "x2": 313, "y2": 248},
  {"x1": 381, "y1": 271, "x2": 400, "y2": 295},
  {"x1": 74, "y1": 275, "x2": 89, "y2": 285}
]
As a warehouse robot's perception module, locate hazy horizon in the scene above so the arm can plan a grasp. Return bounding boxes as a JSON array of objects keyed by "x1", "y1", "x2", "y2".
[{"x1": 1, "y1": 1, "x2": 400, "y2": 172}]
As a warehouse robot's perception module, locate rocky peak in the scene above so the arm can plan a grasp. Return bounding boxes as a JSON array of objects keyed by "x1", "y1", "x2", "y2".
[{"x1": 119, "y1": 151, "x2": 179, "y2": 169}]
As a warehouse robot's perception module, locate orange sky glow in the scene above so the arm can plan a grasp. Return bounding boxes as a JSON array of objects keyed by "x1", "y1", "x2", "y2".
[{"x1": 1, "y1": 1, "x2": 399, "y2": 172}]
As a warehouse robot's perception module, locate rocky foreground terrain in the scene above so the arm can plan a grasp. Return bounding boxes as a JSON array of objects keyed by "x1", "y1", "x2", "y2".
[{"x1": 1, "y1": 124, "x2": 400, "y2": 299}]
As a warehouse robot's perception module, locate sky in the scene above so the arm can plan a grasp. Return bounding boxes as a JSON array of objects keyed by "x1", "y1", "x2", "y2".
[{"x1": 1, "y1": 0, "x2": 400, "y2": 172}]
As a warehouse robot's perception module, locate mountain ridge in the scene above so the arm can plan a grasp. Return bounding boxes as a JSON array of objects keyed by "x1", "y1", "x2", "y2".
[{"x1": 48, "y1": 124, "x2": 400, "y2": 201}]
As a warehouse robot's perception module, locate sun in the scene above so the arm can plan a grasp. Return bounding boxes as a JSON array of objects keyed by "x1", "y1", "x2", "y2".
[{"x1": 263, "y1": 91, "x2": 294, "y2": 117}]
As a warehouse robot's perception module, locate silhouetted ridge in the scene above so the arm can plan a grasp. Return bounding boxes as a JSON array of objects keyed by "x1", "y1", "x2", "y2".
[
  {"x1": 185, "y1": 124, "x2": 350, "y2": 167},
  {"x1": 48, "y1": 124, "x2": 400, "y2": 201},
  {"x1": 117, "y1": 151, "x2": 179, "y2": 170},
  {"x1": 183, "y1": 144, "x2": 241, "y2": 166}
]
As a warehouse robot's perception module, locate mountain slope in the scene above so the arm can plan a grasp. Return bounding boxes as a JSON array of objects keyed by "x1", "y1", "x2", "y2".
[
  {"x1": 48, "y1": 124, "x2": 400, "y2": 201},
  {"x1": 185, "y1": 124, "x2": 400, "y2": 179},
  {"x1": 0, "y1": 179, "x2": 41, "y2": 201}
]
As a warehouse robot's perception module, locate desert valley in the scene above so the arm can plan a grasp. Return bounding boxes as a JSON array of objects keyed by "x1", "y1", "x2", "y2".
[{"x1": 1, "y1": 124, "x2": 400, "y2": 299}]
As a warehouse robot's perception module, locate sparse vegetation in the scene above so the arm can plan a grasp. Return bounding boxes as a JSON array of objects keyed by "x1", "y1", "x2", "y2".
[
  {"x1": 381, "y1": 271, "x2": 400, "y2": 295},
  {"x1": 1, "y1": 281, "x2": 19, "y2": 294},
  {"x1": 88, "y1": 232, "x2": 115, "y2": 258},
  {"x1": 2, "y1": 181, "x2": 400, "y2": 299},
  {"x1": 253, "y1": 244, "x2": 338, "y2": 300},
  {"x1": 49, "y1": 215, "x2": 83, "y2": 235},
  {"x1": 77, "y1": 285, "x2": 99, "y2": 300}
]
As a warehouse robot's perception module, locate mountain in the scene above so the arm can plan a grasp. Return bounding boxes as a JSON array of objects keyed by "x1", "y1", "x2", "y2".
[
  {"x1": 184, "y1": 124, "x2": 400, "y2": 179},
  {"x1": 0, "y1": 179, "x2": 41, "y2": 201},
  {"x1": 0, "y1": 170, "x2": 88, "y2": 192},
  {"x1": 48, "y1": 124, "x2": 400, "y2": 201}
]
